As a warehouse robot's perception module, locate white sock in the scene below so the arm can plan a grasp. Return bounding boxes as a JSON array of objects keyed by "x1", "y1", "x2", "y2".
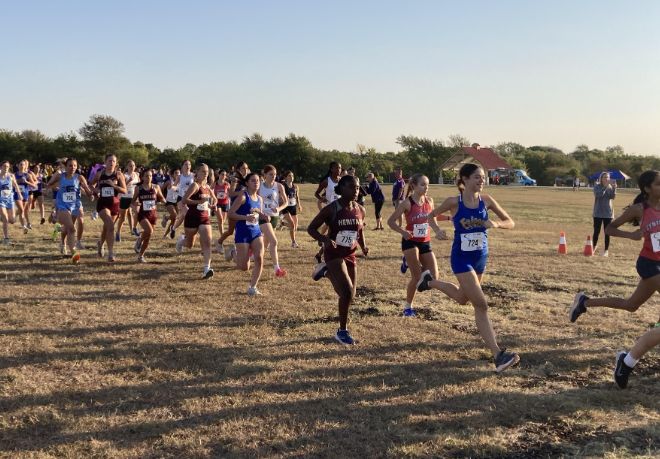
[
  {"x1": 404, "y1": 302, "x2": 412, "y2": 310},
  {"x1": 623, "y1": 353, "x2": 639, "y2": 368},
  {"x1": 274, "y1": 264, "x2": 280, "y2": 272}
]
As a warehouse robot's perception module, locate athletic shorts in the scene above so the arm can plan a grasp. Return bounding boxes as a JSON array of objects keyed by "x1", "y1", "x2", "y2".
[
  {"x1": 166, "y1": 201, "x2": 178, "y2": 207},
  {"x1": 451, "y1": 250, "x2": 488, "y2": 275},
  {"x1": 235, "y1": 224, "x2": 262, "y2": 244},
  {"x1": 401, "y1": 239, "x2": 432, "y2": 254},
  {"x1": 184, "y1": 212, "x2": 210, "y2": 228},
  {"x1": 216, "y1": 203, "x2": 230, "y2": 213},
  {"x1": 138, "y1": 212, "x2": 157, "y2": 226},
  {"x1": 392, "y1": 199, "x2": 403, "y2": 208},
  {"x1": 281, "y1": 205, "x2": 297, "y2": 216},
  {"x1": 0, "y1": 200, "x2": 14, "y2": 210},
  {"x1": 636, "y1": 256, "x2": 660, "y2": 279},
  {"x1": 259, "y1": 215, "x2": 280, "y2": 227},
  {"x1": 119, "y1": 197, "x2": 133, "y2": 210},
  {"x1": 97, "y1": 200, "x2": 120, "y2": 217},
  {"x1": 32, "y1": 191, "x2": 43, "y2": 199}
]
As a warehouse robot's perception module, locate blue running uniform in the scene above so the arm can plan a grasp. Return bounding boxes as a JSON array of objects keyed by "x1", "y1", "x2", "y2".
[
  {"x1": 0, "y1": 175, "x2": 14, "y2": 209},
  {"x1": 450, "y1": 194, "x2": 489, "y2": 274},
  {"x1": 14, "y1": 172, "x2": 30, "y2": 202},
  {"x1": 55, "y1": 173, "x2": 83, "y2": 216},
  {"x1": 234, "y1": 191, "x2": 263, "y2": 244}
]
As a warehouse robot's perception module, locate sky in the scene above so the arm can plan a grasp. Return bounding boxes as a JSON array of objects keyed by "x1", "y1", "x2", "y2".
[{"x1": 1, "y1": 0, "x2": 659, "y2": 155}]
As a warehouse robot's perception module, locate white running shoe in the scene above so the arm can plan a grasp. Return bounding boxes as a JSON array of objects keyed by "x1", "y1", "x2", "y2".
[
  {"x1": 224, "y1": 244, "x2": 235, "y2": 262},
  {"x1": 161, "y1": 214, "x2": 169, "y2": 228},
  {"x1": 175, "y1": 235, "x2": 185, "y2": 254},
  {"x1": 247, "y1": 286, "x2": 262, "y2": 297}
]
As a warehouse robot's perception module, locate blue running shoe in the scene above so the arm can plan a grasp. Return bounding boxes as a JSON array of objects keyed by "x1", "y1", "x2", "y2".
[
  {"x1": 115, "y1": 232, "x2": 121, "y2": 242},
  {"x1": 335, "y1": 329, "x2": 355, "y2": 345},
  {"x1": 400, "y1": 256, "x2": 408, "y2": 274},
  {"x1": 494, "y1": 348, "x2": 520, "y2": 373},
  {"x1": 403, "y1": 307, "x2": 417, "y2": 317}
]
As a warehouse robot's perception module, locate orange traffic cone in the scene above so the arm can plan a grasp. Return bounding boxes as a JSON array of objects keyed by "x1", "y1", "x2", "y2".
[
  {"x1": 583, "y1": 235, "x2": 594, "y2": 256},
  {"x1": 558, "y1": 232, "x2": 567, "y2": 254}
]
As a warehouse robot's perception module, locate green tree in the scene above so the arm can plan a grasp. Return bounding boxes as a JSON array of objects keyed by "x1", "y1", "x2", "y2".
[{"x1": 78, "y1": 114, "x2": 131, "y2": 163}]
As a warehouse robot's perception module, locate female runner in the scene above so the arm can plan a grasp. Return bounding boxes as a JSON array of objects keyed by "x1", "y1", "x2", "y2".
[
  {"x1": 90, "y1": 154, "x2": 127, "y2": 262},
  {"x1": 132, "y1": 168, "x2": 166, "y2": 262}
]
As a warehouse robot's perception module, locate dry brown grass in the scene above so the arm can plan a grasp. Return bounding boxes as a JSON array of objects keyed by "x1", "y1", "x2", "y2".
[{"x1": 0, "y1": 185, "x2": 658, "y2": 458}]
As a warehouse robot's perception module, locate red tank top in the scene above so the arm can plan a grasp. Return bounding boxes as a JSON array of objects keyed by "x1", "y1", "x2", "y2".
[
  {"x1": 187, "y1": 184, "x2": 212, "y2": 218},
  {"x1": 405, "y1": 196, "x2": 432, "y2": 242},
  {"x1": 324, "y1": 201, "x2": 364, "y2": 262},
  {"x1": 98, "y1": 171, "x2": 119, "y2": 204},
  {"x1": 137, "y1": 185, "x2": 157, "y2": 219},
  {"x1": 214, "y1": 182, "x2": 229, "y2": 205},
  {"x1": 639, "y1": 203, "x2": 660, "y2": 261}
]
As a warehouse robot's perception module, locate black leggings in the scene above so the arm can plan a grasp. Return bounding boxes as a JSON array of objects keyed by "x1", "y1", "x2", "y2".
[
  {"x1": 374, "y1": 200, "x2": 384, "y2": 219},
  {"x1": 593, "y1": 217, "x2": 612, "y2": 250}
]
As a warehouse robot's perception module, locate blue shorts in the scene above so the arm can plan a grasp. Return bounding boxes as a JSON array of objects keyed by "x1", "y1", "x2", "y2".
[
  {"x1": 0, "y1": 200, "x2": 13, "y2": 210},
  {"x1": 636, "y1": 256, "x2": 660, "y2": 279},
  {"x1": 57, "y1": 204, "x2": 83, "y2": 217},
  {"x1": 235, "y1": 223, "x2": 262, "y2": 245},
  {"x1": 451, "y1": 249, "x2": 488, "y2": 274}
]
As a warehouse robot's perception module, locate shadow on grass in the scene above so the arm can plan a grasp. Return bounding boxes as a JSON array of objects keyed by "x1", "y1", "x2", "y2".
[{"x1": 0, "y1": 319, "x2": 657, "y2": 457}]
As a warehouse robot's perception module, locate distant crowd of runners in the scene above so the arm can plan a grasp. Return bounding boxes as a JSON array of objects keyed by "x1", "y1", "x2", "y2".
[{"x1": 1, "y1": 156, "x2": 657, "y2": 387}]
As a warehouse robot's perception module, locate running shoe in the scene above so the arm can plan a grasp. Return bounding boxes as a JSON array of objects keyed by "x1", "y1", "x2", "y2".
[
  {"x1": 335, "y1": 329, "x2": 355, "y2": 345},
  {"x1": 2, "y1": 238, "x2": 10, "y2": 245},
  {"x1": 202, "y1": 267, "x2": 214, "y2": 279},
  {"x1": 416, "y1": 270, "x2": 433, "y2": 292},
  {"x1": 137, "y1": 255, "x2": 147, "y2": 263},
  {"x1": 97, "y1": 240, "x2": 105, "y2": 258},
  {"x1": 71, "y1": 251, "x2": 80, "y2": 264},
  {"x1": 569, "y1": 292, "x2": 588, "y2": 323},
  {"x1": 132, "y1": 228, "x2": 140, "y2": 237},
  {"x1": 247, "y1": 286, "x2": 262, "y2": 297},
  {"x1": 108, "y1": 255, "x2": 116, "y2": 262},
  {"x1": 59, "y1": 243, "x2": 65, "y2": 255},
  {"x1": 602, "y1": 250, "x2": 609, "y2": 257},
  {"x1": 91, "y1": 210, "x2": 98, "y2": 220},
  {"x1": 27, "y1": 223, "x2": 32, "y2": 230},
  {"x1": 403, "y1": 307, "x2": 417, "y2": 318},
  {"x1": 291, "y1": 241, "x2": 299, "y2": 248},
  {"x1": 614, "y1": 351, "x2": 633, "y2": 389},
  {"x1": 275, "y1": 267, "x2": 288, "y2": 278},
  {"x1": 115, "y1": 232, "x2": 121, "y2": 242},
  {"x1": 400, "y1": 256, "x2": 408, "y2": 274},
  {"x1": 75, "y1": 241, "x2": 85, "y2": 250},
  {"x1": 161, "y1": 214, "x2": 169, "y2": 228},
  {"x1": 215, "y1": 242, "x2": 224, "y2": 254},
  {"x1": 494, "y1": 348, "x2": 520, "y2": 373},
  {"x1": 175, "y1": 235, "x2": 185, "y2": 254},
  {"x1": 134, "y1": 237, "x2": 142, "y2": 254},
  {"x1": 169, "y1": 228, "x2": 175, "y2": 239},
  {"x1": 40, "y1": 217, "x2": 46, "y2": 225},
  {"x1": 224, "y1": 244, "x2": 236, "y2": 262},
  {"x1": 23, "y1": 226, "x2": 29, "y2": 234},
  {"x1": 312, "y1": 262, "x2": 328, "y2": 281}
]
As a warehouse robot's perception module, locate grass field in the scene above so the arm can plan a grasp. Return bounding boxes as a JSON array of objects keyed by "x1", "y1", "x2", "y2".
[{"x1": 0, "y1": 185, "x2": 658, "y2": 458}]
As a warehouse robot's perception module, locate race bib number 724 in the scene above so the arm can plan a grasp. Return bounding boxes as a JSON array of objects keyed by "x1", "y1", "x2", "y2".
[{"x1": 460, "y1": 232, "x2": 485, "y2": 251}]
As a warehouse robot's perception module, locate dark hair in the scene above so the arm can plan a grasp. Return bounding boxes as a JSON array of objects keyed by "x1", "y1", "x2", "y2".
[
  {"x1": 235, "y1": 161, "x2": 249, "y2": 179},
  {"x1": 140, "y1": 168, "x2": 152, "y2": 179},
  {"x1": 324, "y1": 161, "x2": 341, "y2": 180},
  {"x1": 263, "y1": 164, "x2": 276, "y2": 175},
  {"x1": 629, "y1": 170, "x2": 660, "y2": 225},
  {"x1": 334, "y1": 174, "x2": 358, "y2": 198},
  {"x1": 457, "y1": 163, "x2": 482, "y2": 191},
  {"x1": 169, "y1": 167, "x2": 180, "y2": 175},
  {"x1": 181, "y1": 159, "x2": 192, "y2": 167},
  {"x1": 244, "y1": 172, "x2": 260, "y2": 184},
  {"x1": 65, "y1": 157, "x2": 77, "y2": 166},
  {"x1": 104, "y1": 153, "x2": 116, "y2": 161},
  {"x1": 405, "y1": 173, "x2": 426, "y2": 198}
]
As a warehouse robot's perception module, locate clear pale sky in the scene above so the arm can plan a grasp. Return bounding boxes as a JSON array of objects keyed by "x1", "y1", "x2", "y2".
[{"x1": 2, "y1": 0, "x2": 659, "y2": 155}]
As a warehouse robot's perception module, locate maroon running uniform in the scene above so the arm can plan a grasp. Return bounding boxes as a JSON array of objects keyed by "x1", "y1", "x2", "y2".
[
  {"x1": 137, "y1": 185, "x2": 158, "y2": 225},
  {"x1": 96, "y1": 171, "x2": 120, "y2": 216},
  {"x1": 324, "y1": 201, "x2": 364, "y2": 265},
  {"x1": 184, "y1": 184, "x2": 212, "y2": 228}
]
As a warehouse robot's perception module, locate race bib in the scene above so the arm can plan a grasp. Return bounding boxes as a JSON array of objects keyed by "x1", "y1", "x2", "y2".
[
  {"x1": 101, "y1": 187, "x2": 114, "y2": 198},
  {"x1": 288, "y1": 197, "x2": 297, "y2": 206},
  {"x1": 651, "y1": 232, "x2": 660, "y2": 253},
  {"x1": 142, "y1": 200, "x2": 156, "y2": 211},
  {"x1": 246, "y1": 215, "x2": 258, "y2": 227},
  {"x1": 413, "y1": 223, "x2": 429, "y2": 238},
  {"x1": 460, "y1": 232, "x2": 485, "y2": 251},
  {"x1": 196, "y1": 201, "x2": 209, "y2": 212},
  {"x1": 336, "y1": 230, "x2": 358, "y2": 248},
  {"x1": 1, "y1": 189, "x2": 11, "y2": 198},
  {"x1": 166, "y1": 188, "x2": 177, "y2": 202},
  {"x1": 62, "y1": 192, "x2": 76, "y2": 203},
  {"x1": 217, "y1": 191, "x2": 226, "y2": 200}
]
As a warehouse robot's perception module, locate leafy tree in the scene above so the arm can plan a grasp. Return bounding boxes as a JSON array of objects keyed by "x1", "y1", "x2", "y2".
[{"x1": 78, "y1": 114, "x2": 131, "y2": 162}]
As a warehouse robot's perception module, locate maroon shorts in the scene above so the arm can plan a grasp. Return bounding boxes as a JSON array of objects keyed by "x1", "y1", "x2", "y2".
[
  {"x1": 324, "y1": 247, "x2": 357, "y2": 266},
  {"x1": 138, "y1": 211, "x2": 157, "y2": 226},
  {"x1": 184, "y1": 211, "x2": 210, "y2": 228},
  {"x1": 97, "y1": 198, "x2": 119, "y2": 217}
]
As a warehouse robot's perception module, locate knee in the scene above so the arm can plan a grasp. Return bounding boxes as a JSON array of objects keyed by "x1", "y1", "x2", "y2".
[
  {"x1": 472, "y1": 300, "x2": 488, "y2": 312},
  {"x1": 338, "y1": 288, "x2": 354, "y2": 303},
  {"x1": 457, "y1": 296, "x2": 470, "y2": 305},
  {"x1": 626, "y1": 302, "x2": 641, "y2": 312}
]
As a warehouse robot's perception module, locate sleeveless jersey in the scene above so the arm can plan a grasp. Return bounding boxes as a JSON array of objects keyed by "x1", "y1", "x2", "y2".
[
  {"x1": 214, "y1": 182, "x2": 230, "y2": 205},
  {"x1": 177, "y1": 173, "x2": 195, "y2": 198},
  {"x1": 324, "y1": 200, "x2": 364, "y2": 262},
  {"x1": 452, "y1": 194, "x2": 489, "y2": 255},
  {"x1": 639, "y1": 203, "x2": 660, "y2": 261},
  {"x1": 235, "y1": 191, "x2": 262, "y2": 234},
  {"x1": 326, "y1": 176, "x2": 339, "y2": 203},
  {"x1": 0, "y1": 175, "x2": 14, "y2": 205},
  {"x1": 98, "y1": 171, "x2": 119, "y2": 201},
  {"x1": 15, "y1": 172, "x2": 29, "y2": 196},
  {"x1": 186, "y1": 183, "x2": 212, "y2": 218},
  {"x1": 137, "y1": 185, "x2": 158, "y2": 220},
  {"x1": 56, "y1": 173, "x2": 82, "y2": 211},
  {"x1": 120, "y1": 172, "x2": 139, "y2": 198},
  {"x1": 165, "y1": 182, "x2": 179, "y2": 203},
  {"x1": 283, "y1": 182, "x2": 297, "y2": 207},
  {"x1": 405, "y1": 196, "x2": 432, "y2": 242},
  {"x1": 258, "y1": 182, "x2": 280, "y2": 217}
]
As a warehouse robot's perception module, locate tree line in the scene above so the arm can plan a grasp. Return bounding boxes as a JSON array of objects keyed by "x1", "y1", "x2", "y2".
[{"x1": 1, "y1": 115, "x2": 659, "y2": 185}]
